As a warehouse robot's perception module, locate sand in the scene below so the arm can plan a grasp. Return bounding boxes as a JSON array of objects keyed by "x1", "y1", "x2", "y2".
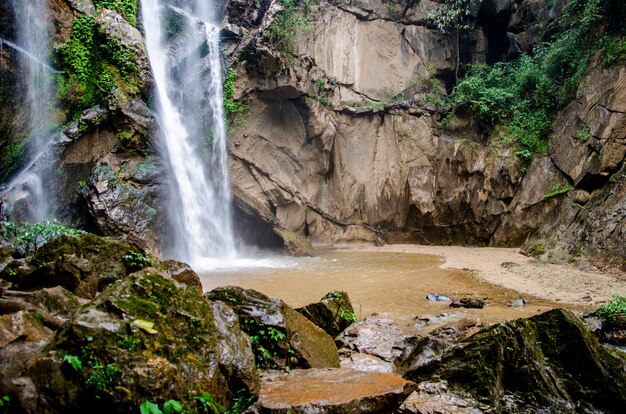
[{"x1": 332, "y1": 244, "x2": 626, "y2": 305}]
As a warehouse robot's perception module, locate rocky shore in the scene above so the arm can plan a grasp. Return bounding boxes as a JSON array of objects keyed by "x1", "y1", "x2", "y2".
[{"x1": 1, "y1": 233, "x2": 625, "y2": 413}]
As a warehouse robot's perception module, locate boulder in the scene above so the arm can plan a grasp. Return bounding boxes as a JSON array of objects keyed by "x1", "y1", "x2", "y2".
[
  {"x1": 14, "y1": 233, "x2": 144, "y2": 298},
  {"x1": 297, "y1": 290, "x2": 357, "y2": 337},
  {"x1": 206, "y1": 286, "x2": 339, "y2": 370},
  {"x1": 251, "y1": 368, "x2": 417, "y2": 414},
  {"x1": 336, "y1": 314, "x2": 447, "y2": 376},
  {"x1": 19, "y1": 272, "x2": 259, "y2": 413},
  {"x1": 404, "y1": 309, "x2": 626, "y2": 412},
  {"x1": 397, "y1": 380, "x2": 488, "y2": 414}
]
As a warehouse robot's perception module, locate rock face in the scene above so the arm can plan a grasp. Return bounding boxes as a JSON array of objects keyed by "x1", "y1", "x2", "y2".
[
  {"x1": 221, "y1": 0, "x2": 625, "y2": 267},
  {"x1": 252, "y1": 368, "x2": 417, "y2": 414},
  {"x1": 405, "y1": 309, "x2": 626, "y2": 413},
  {"x1": 20, "y1": 272, "x2": 259, "y2": 413},
  {"x1": 206, "y1": 286, "x2": 340, "y2": 369}
]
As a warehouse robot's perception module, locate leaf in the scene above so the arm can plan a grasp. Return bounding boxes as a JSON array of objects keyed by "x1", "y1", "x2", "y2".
[
  {"x1": 163, "y1": 400, "x2": 183, "y2": 414},
  {"x1": 63, "y1": 354, "x2": 83, "y2": 371},
  {"x1": 133, "y1": 319, "x2": 158, "y2": 334},
  {"x1": 140, "y1": 400, "x2": 162, "y2": 414}
]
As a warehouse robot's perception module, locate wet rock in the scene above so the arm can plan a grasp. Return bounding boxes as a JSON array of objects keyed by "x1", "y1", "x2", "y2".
[
  {"x1": 429, "y1": 318, "x2": 483, "y2": 343},
  {"x1": 425, "y1": 293, "x2": 452, "y2": 302},
  {"x1": 398, "y1": 380, "x2": 488, "y2": 414},
  {"x1": 405, "y1": 309, "x2": 626, "y2": 412},
  {"x1": 151, "y1": 260, "x2": 202, "y2": 291},
  {"x1": 82, "y1": 160, "x2": 163, "y2": 256},
  {"x1": 19, "y1": 272, "x2": 259, "y2": 412},
  {"x1": 95, "y1": 9, "x2": 151, "y2": 92},
  {"x1": 206, "y1": 286, "x2": 339, "y2": 369},
  {"x1": 336, "y1": 314, "x2": 447, "y2": 376},
  {"x1": 297, "y1": 290, "x2": 356, "y2": 337},
  {"x1": 507, "y1": 299, "x2": 527, "y2": 307},
  {"x1": 252, "y1": 368, "x2": 417, "y2": 414},
  {"x1": 449, "y1": 298, "x2": 486, "y2": 309},
  {"x1": 15, "y1": 233, "x2": 142, "y2": 298},
  {"x1": 274, "y1": 227, "x2": 316, "y2": 257}
]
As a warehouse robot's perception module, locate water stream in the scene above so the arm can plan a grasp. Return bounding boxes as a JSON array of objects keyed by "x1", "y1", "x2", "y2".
[
  {"x1": 1, "y1": 0, "x2": 56, "y2": 221},
  {"x1": 140, "y1": 0, "x2": 237, "y2": 267},
  {"x1": 200, "y1": 250, "x2": 561, "y2": 330}
]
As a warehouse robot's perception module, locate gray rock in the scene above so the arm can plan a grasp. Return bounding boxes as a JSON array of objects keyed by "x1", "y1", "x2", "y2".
[{"x1": 426, "y1": 292, "x2": 453, "y2": 302}]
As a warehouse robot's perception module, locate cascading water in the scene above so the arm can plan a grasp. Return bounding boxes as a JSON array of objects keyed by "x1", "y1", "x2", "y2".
[
  {"x1": 1, "y1": 0, "x2": 55, "y2": 221},
  {"x1": 140, "y1": 0, "x2": 237, "y2": 267}
]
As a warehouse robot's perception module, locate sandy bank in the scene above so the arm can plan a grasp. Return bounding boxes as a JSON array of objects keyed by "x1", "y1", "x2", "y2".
[{"x1": 331, "y1": 244, "x2": 626, "y2": 305}]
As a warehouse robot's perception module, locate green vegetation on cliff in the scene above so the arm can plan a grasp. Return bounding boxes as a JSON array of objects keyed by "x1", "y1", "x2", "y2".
[
  {"x1": 93, "y1": 0, "x2": 139, "y2": 27},
  {"x1": 54, "y1": 6, "x2": 139, "y2": 119},
  {"x1": 267, "y1": 0, "x2": 311, "y2": 55},
  {"x1": 447, "y1": 0, "x2": 625, "y2": 155}
]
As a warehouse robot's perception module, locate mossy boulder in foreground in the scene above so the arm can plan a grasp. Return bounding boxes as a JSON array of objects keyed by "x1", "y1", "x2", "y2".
[
  {"x1": 206, "y1": 286, "x2": 340, "y2": 370},
  {"x1": 21, "y1": 272, "x2": 259, "y2": 413},
  {"x1": 405, "y1": 308, "x2": 626, "y2": 413}
]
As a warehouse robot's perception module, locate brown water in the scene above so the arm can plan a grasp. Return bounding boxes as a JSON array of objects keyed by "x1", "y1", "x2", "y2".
[{"x1": 199, "y1": 250, "x2": 559, "y2": 329}]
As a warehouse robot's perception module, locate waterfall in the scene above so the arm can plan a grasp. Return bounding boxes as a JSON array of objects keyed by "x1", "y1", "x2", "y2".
[
  {"x1": 140, "y1": 0, "x2": 237, "y2": 266},
  {"x1": 1, "y1": 0, "x2": 56, "y2": 221}
]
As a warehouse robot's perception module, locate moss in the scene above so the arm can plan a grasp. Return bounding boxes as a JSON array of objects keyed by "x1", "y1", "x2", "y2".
[{"x1": 54, "y1": 10, "x2": 142, "y2": 120}]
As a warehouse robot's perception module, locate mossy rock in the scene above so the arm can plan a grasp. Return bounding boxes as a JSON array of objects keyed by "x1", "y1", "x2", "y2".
[
  {"x1": 297, "y1": 290, "x2": 357, "y2": 337},
  {"x1": 405, "y1": 308, "x2": 626, "y2": 413},
  {"x1": 206, "y1": 286, "x2": 339, "y2": 370},
  {"x1": 20, "y1": 233, "x2": 142, "y2": 298},
  {"x1": 23, "y1": 273, "x2": 259, "y2": 413}
]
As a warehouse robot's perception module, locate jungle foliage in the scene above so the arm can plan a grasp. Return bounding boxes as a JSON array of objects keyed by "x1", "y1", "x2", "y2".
[{"x1": 447, "y1": 0, "x2": 625, "y2": 155}]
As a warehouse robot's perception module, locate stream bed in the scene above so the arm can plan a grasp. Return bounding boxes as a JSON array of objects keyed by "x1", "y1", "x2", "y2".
[{"x1": 199, "y1": 250, "x2": 561, "y2": 330}]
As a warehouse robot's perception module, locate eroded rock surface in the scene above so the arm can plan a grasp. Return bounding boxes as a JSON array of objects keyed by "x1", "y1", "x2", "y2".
[
  {"x1": 252, "y1": 368, "x2": 416, "y2": 414},
  {"x1": 297, "y1": 290, "x2": 356, "y2": 337}
]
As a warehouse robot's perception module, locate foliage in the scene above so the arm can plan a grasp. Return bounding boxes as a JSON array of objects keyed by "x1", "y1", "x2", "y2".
[
  {"x1": 123, "y1": 251, "x2": 154, "y2": 272},
  {"x1": 63, "y1": 354, "x2": 83, "y2": 371},
  {"x1": 427, "y1": 0, "x2": 480, "y2": 33},
  {"x1": 223, "y1": 68, "x2": 247, "y2": 127},
  {"x1": 338, "y1": 308, "x2": 358, "y2": 323},
  {"x1": 93, "y1": 0, "x2": 139, "y2": 27},
  {"x1": 54, "y1": 10, "x2": 139, "y2": 119},
  {"x1": 244, "y1": 319, "x2": 291, "y2": 370},
  {"x1": 139, "y1": 400, "x2": 182, "y2": 414},
  {"x1": 0, "y1": 219, "x2": 85, "y2": 256},
  {"x1": 118, "y1": 335, "x2": 142, "y2": 351},
  {"x1": 593, "y1": 295, "x2": 626, "y2": 326},
  {"x1": 195, "y1": 392, "x2": 223, "y2": 414},
  {"x1": 267, "y1": 0, "x2": 311, "y2": 55},
  {"x1": 446, "y1": 0, "x2": 617, "y2": 156}
]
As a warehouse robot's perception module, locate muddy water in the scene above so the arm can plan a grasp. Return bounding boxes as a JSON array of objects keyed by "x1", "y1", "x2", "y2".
[{"x1": 199, "y1": 250, "x2": 561, "y2": 329}]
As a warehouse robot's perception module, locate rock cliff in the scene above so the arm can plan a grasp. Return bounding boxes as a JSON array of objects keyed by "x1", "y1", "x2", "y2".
[{"x1": 0, "y1": 0, "x2": 623, "y2": 269}]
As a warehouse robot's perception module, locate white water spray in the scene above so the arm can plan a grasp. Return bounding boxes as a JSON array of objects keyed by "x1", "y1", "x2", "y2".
[
  {"x1": 0, "y1": 0, "x2": 56, "y2": 221},
  {"x1": 140, "y1": 0, "x2": 237, "y2": 266}
]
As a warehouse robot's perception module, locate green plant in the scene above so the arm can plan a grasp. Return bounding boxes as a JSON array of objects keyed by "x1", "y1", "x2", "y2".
[
  {"x1": 54, "y1": 8, "x2": 140, "y2": 119},
  {"x1": 244, "y1": 319, "x2": 291, "y2": 370},
  {"x1": 0, "y1": 219, "x2": 85, "y2": 255},
  {"x1": 593, "y1": 295, "x2": 626, "y2": 326},
  {"x1": 543, "y1": 184, "x2": 572, "y2": 199},
  {"x1": 575, "y1": 125, "x2": 592, "y2": 141},
  {"x1": 224, "y1": 389, "x2": 255, "y2": 414},
  {"x1": 93, "y1": 0, "x2": 139, "y2": 26},
  {"x1": 195, "y1": 392, "x2": 223, "y2": 414},
  {"x1": 446, "y1": 0, "x2": 615, "y2": 156},
  {"x1": 63, "y1": 354, "x2": 83, "y2": 371},
  {"x1": 118, "y1": 335, "x2": 142, "y2": 351},
  {"x1": 267, "y1": 0, "x2": 311, "y2": 55},
  {"x1": 86, "y1": 362, "x2": 119, "y2": 392},
  {"x1": 338, "y1": 308, "x2": 358, "y2": 324},
  {"x1": 139, "y1": 400, "x2": 182, "y2": 414},
  {"x1": 223, "y1": 68, "x2": 247, "y2": 127},
  {"x1": 123, "y1": 251, "x2": 154, "y2": 271}
]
